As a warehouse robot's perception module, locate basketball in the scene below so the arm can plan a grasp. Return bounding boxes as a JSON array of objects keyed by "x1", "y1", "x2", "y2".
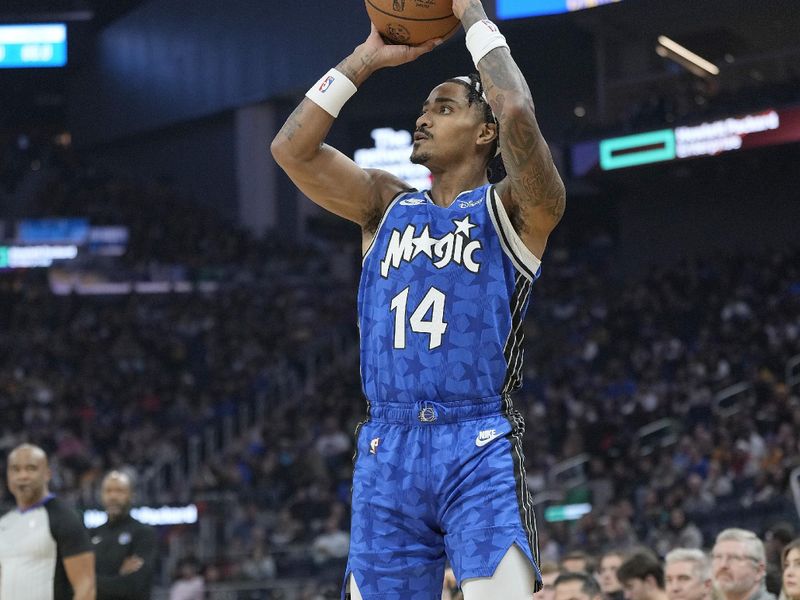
[{"x1": 365, "y1": 0, "x2": 460, "y2": 45}]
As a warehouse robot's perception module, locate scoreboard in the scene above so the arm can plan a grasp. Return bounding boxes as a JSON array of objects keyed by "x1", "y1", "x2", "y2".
[{"x1": 0, "y1": 23, "x2": 67, "y2": 69}]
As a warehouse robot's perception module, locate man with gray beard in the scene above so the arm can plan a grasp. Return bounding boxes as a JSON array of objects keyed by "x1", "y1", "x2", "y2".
[{"x1": 711, "y1": 529, "x2": 775, "y2": 600}]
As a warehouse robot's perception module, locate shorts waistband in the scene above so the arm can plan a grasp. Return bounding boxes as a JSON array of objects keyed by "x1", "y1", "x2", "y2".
[{"x1": 368, "y1": 398, "x2": 507, "y2": 425}]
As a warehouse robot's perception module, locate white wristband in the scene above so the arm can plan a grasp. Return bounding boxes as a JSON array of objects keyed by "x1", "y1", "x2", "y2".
[
  {"x1": 305, "y1": 68, "x2": 357, "y2": 118},
  {"x1": 465, "y1": 20, "x2": 510, "y2": 68}
]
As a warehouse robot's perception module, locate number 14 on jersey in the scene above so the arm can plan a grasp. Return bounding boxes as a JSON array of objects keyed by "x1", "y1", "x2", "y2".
[{"x1": 390, "y1": 287, "x2": 448, "y2": 350}]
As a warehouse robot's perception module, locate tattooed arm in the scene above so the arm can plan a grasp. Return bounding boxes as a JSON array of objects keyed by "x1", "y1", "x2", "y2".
[
  {"x1": 270, "y1": 26, "x2": 439, "y2": 236},
  {"x1": 453, "y1": 0, "x2": 566, "y2": 258}
]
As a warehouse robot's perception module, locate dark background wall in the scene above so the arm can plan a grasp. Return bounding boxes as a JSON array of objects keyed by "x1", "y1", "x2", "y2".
[
  {"x1": 86, "y1": 111, "x2": 238, "y2": 217},
  {"x1": 67, "y1": 0, "x2": 594, "y2": 146},
  {"x1": 60, "y1": 0, "x2": 800, "y2": 263}
]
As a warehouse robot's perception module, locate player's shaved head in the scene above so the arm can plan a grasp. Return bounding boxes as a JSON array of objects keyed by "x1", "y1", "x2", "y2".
[
  {"x1": 101, "y1": 470, "x2": 134, "y2": 520},
  {"x1": 7, "y1": 443, "x2": 52, "y2": 509}
]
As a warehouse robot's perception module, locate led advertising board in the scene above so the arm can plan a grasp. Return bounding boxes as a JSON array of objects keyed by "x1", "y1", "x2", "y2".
[
  {"x1": 496, "y1": 0, "x2": 624, "y2": 20},
  {"x1": 0, "y1": 23, "x2": 67, "y2": 69},
  {"x1": 571, "y1": 105, "x2": 800, "y2": 176}
]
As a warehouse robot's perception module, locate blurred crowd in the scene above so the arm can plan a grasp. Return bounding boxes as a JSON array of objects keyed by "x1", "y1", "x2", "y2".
[{"x1": 0, "y1": 142, "x2": 798, "y2": 599}]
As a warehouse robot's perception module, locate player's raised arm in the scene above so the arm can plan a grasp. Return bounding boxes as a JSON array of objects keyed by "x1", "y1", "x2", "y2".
[
  {"x1": 453, "y1": 0, "x2": 566, "y2": 258},
  {"x1": 270, "y1": 26, "x2": 441, "y2": 229}
]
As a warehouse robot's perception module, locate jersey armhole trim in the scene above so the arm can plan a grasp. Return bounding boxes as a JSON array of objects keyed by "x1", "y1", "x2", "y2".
[
  {"x1": 361, "y1": 190, "x2": 409, "y2": 264},
  {"x1": 487, "y1": 186, "x2": 542, "y2": 281}
]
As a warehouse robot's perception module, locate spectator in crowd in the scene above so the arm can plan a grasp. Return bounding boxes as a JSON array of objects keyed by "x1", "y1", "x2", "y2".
[
  {"x1": 0, "y1": 443, "x2": 95, "y2": 600},
  {"x1": 765, "y1": 523, "x2": 795, "y2": 595},
  {"x1": 563, "y1": 550, "x2": 596, "y2": 574},
  {"x1": 617, "y1": 551, "x2": 669, "y2": 600},
  {"x1": 90, "y1": 471, "x2": 156, "y2": 600},
  {"x1": 711, "y1": 529, "x2": 775, "y2": 600},
  {"x1": 649, "y1": 508, "x2": 703, "y2": 557},
  {"x1": 314, "y1": 416, "x2": 351, "y2": 471},
  {"x1": 310, "y1": 516, "x2": 350, "y2": 568},
  {"x1": 168, "y1": 558, "x2": 204, "y2": 600},
  {"x1": 664, "y1": 548, "x2": 713, "y2": 600},
  {"x1": 240, "y1": 531, "x2": 277, "y2": 581},
  {"x1": 598, "y1": 551, "x2": 626, "y2": 600},
  {"x1": 781, "y1": 539, "x2": 800, "y2": 600},
  {"x1": 554, "y1": 571, "x2": 604, "y2": 600}
]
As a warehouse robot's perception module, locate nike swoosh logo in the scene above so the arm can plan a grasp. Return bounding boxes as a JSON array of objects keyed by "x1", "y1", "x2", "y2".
[{"x1": 475, "y1": 432, "x2": 501, "y2": 447}]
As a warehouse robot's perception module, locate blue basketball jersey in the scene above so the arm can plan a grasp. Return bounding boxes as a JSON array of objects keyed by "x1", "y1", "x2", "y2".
[{"x1": 358, "y1": 184, "x2": 542, "y2": 406}]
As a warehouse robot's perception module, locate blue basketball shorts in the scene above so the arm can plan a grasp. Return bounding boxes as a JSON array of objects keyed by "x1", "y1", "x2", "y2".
[{"x1": 343, "y1": 398, "x2": 542, "y2": 600}]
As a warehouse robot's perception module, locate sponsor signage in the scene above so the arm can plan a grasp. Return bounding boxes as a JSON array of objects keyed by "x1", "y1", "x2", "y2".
[
  {"x1": 84, "y1": 505, "x2": 199, "y2": 528},
  {"x1": 0, "y1": 245, "x2": 78, "y2": 269},
  {"x1": 572, "y1": 105, "x2": 800, "y2": 176}
]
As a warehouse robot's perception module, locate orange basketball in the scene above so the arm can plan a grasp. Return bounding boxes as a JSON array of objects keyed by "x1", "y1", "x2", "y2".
[{"x1": 365, "y1": 0, "x2": 460, "y2": 46}]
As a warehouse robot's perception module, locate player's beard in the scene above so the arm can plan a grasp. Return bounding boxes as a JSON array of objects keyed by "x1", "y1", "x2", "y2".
[{"x1": 410, "y1": 148, "x2": 430, "y2": 164}]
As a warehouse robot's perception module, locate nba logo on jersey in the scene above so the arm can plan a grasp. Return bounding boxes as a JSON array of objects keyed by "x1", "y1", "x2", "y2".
[{"x1": 318, "y1": 75, "x2": 335, "y2": 93}]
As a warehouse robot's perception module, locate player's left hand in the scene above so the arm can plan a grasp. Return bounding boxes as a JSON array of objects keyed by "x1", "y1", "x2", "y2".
[{"x1": 358, "y1": 24, "x2": 443, "y2": 70}]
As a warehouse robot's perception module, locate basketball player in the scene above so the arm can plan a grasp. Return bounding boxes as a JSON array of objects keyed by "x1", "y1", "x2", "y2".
[{"x1": 271, "y1": 0, "x2": 565, "y2": 597}]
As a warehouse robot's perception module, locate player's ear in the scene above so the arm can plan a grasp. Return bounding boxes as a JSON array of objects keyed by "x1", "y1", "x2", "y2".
[{"x1": 476, "y1": 121, "x2": 498, "y2": 147}]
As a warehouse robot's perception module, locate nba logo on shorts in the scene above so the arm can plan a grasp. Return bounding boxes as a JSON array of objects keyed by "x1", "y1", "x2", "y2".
[
  {"x1": 319, "y1": 76, "x2": 335, "y2": 93},
  {"x1": 370, "y1": 437, "x2": 380, "y2": 455}
]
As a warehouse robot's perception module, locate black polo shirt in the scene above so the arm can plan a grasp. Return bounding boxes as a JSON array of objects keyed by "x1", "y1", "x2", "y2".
[{"x1": 90, "y1": 513, "x2": 156, "y2": 600}]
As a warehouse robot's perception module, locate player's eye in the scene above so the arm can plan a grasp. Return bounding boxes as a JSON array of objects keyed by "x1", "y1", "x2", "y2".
[{"x1": 440, "y1": 106, "x2": 452, "y2": 114}]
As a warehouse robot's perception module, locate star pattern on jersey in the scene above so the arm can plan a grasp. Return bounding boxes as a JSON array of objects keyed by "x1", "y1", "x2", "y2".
[
  {"x1": 453, "y1": 215, "x2": 477, "y2": 237},
  {"x1": 411, "y1": 224, "x2": 436, "y2": 259}
]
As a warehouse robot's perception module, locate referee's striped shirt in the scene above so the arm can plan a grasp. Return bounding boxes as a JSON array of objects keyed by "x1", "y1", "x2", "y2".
[{"x1": 0, "y1": 494, "x2": 92, "y2": 600}]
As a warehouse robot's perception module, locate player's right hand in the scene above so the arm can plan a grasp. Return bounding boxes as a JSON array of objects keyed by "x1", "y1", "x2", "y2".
[{"x1": 358, "y1": 24, "x2": 442, "y2": 69}]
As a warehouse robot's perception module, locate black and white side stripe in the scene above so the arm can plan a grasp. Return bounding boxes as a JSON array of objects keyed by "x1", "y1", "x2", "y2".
[
  {"x1": 501, "y1": 392, "x2": 541, "y2": 589},
  {"x1": 499, "y1": 270, "x2": 540, "y2": 584},
  {"x1": 486, "y1": 187, "x2": 542, "y2": 282},
  {"x1": 487, "y1": 187, "x2": 542, "y2": 585},
  {"x1": 501, "y1": 273, "x2": 532, "y2": 395}
]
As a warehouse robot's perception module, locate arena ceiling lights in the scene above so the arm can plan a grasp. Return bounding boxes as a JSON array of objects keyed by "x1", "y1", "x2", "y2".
[{"x1": 656, "y1": 35, "x2": 720, "y2": 78}]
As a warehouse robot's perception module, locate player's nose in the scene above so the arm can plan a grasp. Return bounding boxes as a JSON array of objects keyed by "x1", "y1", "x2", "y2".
[{"x1": 415, "y1": 111, "x2": 431, "y2": 130}]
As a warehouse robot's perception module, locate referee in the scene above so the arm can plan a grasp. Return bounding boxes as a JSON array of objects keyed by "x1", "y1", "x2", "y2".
[
  {"x1": 0, "y1": 443, "x2": 96, "y2": 600},
  {"x1": 90, "y1": 471, "x2": 156, "y2": 600}
]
